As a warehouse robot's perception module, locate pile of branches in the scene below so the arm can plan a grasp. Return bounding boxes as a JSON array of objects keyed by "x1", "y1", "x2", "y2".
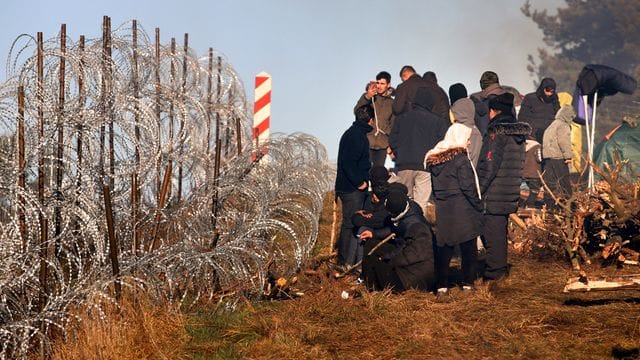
[{"x1": 512, "y1": 152, "x2": 640, "y2": 270}]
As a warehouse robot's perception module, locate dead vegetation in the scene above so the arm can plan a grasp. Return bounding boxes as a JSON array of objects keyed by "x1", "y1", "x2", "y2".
[
  {"x1": 180, "y1": 190, "x2": 640, "y2": 359},
  {"x1": 50, "y1": 294, "x2": 189, "y2": 360},
  {"x1": 52, "y1": 167, "x2": 640, "y2": 359}
]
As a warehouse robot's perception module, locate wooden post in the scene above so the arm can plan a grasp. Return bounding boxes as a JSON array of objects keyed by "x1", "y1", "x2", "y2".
[
  {"x1": 76, "y1": 35, "x2": 85, "y2": 192},
  {"x1": 206, "y1": 48, "x2": 213, "y2": 155},
  {"x1": 99, "y1": 17, "x2": 107, "y2": 182},
  {"x1": 106, "y1": 16, "x2": 115, "y2": 191},
  {"x1": 17, "y1": 85, "x2": 26, "y2": 253},
  {"x1": 131, "y1": 20, "x2": 141, "y2": 255},
  {"x1": 176, "y1": 33, "x2": 188, "y2": 204},
  {"x1": 103, "y1": 184, "x2": 121, "y2": 300},
  {"x1": 165, "y1": 37, "x2": 176, "y2": 203},
  {"x1": 210, "y1": 56, "x2": 223, "y2": 248},
  {"x1": 150, "y1": 164, "x2": 172, "y2": 251},
  {"x1": 154, "y1": 28, "x2": 161, "y2": 205},
  {"x1": 36, "y1": 31, "x2": 48, "y2": 312},
  {"x1": 54, "y1": 23, "x2": 66, "y2": 257},
  {"x1": 236, "y1": 116, "x2": 242, "y2": 156}
]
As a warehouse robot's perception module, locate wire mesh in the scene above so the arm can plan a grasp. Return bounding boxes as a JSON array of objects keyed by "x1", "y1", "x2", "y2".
[{"x1": 0, "y1": 19, "x2": 331, "y2": 358}]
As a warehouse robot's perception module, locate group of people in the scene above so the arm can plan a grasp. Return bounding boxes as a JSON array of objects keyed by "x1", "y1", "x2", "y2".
[{"x1": 335, "y1": 65, "x2": 576, "y2": 296}]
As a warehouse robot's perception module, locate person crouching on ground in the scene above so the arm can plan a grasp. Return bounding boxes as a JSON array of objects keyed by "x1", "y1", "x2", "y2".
[
  {"x1": 425, "y1": 123, "x2": 483, "y2": 296},
  {"x1": 477, "y1": 93, "x2": 530, "y2": 280},
  {"x1": 358, "y1": 189, "x2": 435, "y2": 292}
]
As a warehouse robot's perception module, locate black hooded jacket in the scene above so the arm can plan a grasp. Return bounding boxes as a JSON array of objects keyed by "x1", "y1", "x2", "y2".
[
  {"x1": 426, "y1": 148, "x2": 482, "y2": 246},
  {"x1": 518, "y1": 78, "x2": 560, "y2": 143},
  {"x1": 477, "y1": 114, "x2": 531, "y2": 215},
  {"x1": 335, "y1": 120, "x2": 373, "y2": 193},
  {"x1": 389, "y1": 88, "x2": 450, "y2": 171},
  {"x1": 380, "y1": 201, "x2": 435, "y2": 291}
]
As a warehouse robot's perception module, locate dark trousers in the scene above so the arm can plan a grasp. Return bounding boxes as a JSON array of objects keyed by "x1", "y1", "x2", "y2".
[
  {"x1": 369, "y1": 148, "x2": 387, "y2": 168},
  {"x1": 524, "y1": 178, "x2": 543, "y2": 208},
  {"x1": 362, "y1": 239, "x2": 404, "y2": 292},
  {"x1": 543, "y1": 159, "x2": 572, "y2": 205},
  {"x1": 482, "y1": 214, "x2": 509, "y2": 280},
  {"x1": 435, "y1": 238, "x2": 478, "y2": 289},
  {"x1": 337, "y1": 191, "x2": 367, "y2": 265}
]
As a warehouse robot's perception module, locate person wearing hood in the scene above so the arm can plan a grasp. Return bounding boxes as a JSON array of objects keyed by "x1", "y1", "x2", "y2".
[
  {"x1": 359, "y1": 190, "x2": 435, "y2": 292},
  {"x1": 354, "y1": 71, "x2": 396, "y2": 167},
  {"x1": 335, "y1": 105, "x2": 374, "y2": 266},
  {"x1": 470, "y1": 71, "x2": 506, "y2": 135},
  {"x1": 388, "y1": 87, "x2": 450, "y2": 215},
  {"x1": 542, "y1": 105, "x2": 576, "y2": 204},
  {"x1": 451, "y1": 98, "x2": 483, "y2": 166},
  {"x1": 518, "y1": 77, "x2": 561, "y2": 143},
  {"x1": 477, "y1": 93, "x2": 530, "y2": 280},
  {"x1": 425, "y1": 124, "x2": 483, "y2": 296}
]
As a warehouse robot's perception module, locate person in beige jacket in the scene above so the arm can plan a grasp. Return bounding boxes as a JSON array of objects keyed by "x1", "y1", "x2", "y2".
[
  {"x1": 354, "y1": 71, "x2": 395, "y2": 167},
  {"x1": 542, "y1": 104, "x2": 575, "y2": 204}
]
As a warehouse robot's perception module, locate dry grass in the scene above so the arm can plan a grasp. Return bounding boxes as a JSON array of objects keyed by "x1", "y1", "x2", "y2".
[
  {"x1": 183, "y1": 192, "x2": 640, "y2": 359},
  {"x1": 53, "y1": 192, "x2": 640, "y2": 359},
  {"x1": 184, "y1": 256, "x2": 640, "y2": 359},
  {"x1": 51, "y1": 294, "x2": 189, "y2": 360}
]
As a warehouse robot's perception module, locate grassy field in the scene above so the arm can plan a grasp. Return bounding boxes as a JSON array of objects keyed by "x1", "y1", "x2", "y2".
[{"x1": 52, "y1": 193, "x2": 640, "y2": 359}]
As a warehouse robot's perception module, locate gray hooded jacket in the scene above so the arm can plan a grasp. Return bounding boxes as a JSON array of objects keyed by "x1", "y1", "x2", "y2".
[
  {"x1": 542, "y1": 105, "x2": 575, "y2": 160},
  {"x1": 451, "y1": 98, "x2": 483, "y2": 166}
]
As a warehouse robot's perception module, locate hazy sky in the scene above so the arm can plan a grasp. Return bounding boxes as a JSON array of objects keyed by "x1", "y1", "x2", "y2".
[{"x1": 0, "y1": 0, "x2": 562, "y2": 159}]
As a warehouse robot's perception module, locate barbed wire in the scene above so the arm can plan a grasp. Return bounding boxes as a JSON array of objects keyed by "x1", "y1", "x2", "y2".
[{"x1": 0, "y1": 19, "x2": 331, "y2": 358}]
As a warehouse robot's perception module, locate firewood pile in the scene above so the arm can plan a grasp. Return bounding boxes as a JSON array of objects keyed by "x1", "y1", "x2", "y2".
[{"x1": 511, "y1": 153, "x2": 640, "y2": 271}]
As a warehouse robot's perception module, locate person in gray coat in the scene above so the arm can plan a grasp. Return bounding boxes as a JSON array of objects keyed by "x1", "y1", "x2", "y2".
[{"x1": 542, "y1": 105, "x2": 575, "y2": 203}]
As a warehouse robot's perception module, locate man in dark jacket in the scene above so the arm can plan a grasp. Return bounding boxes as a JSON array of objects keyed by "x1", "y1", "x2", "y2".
[
  {"x1": 518, "y1": 77, "x2": 560, "y2": 143},
  {"x1": 392, "y1": 66, "x2": 449, "y2": 121},
  {"x1": 477, "y1": 93, "x2": 531, "y2": 280},
  {"x1": 422, "y1": 70, "x2": 450, "y2": 121},
  {"x1": 388, "y1": 87, "x2": 449, "y2": 214},
  {"x1": 354, "y1": 71, "x2": 395, "y2": 167},
  {"x1": 335, "y1": 105, "x2": 374, "y2": 266},
  {"x1": 470, "y1": 71, "x2": 506, "y2": 135}
]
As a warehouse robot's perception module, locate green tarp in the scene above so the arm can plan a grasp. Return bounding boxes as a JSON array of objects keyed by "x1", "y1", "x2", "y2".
[{"x1": 593, "y1": 122, "x2": 640, "y2": 181}]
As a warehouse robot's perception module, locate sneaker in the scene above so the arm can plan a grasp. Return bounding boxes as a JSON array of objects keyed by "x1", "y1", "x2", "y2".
[
  {"x1": 436, "y1": 287, "x2": 449, "y2": 298},
  {"x1": 461, "y1": 285, "x2": 475, "y2": 292}
]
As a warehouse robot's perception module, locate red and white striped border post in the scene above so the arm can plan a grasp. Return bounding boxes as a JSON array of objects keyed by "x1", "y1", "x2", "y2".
[{"x1": 252, "y1": 71, "x2": 271, "y2": 161}]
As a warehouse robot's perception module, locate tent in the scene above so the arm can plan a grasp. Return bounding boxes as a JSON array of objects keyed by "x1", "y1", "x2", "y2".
[{"x1": 593, "y1": 120, "x2": 640, "y2": 182}]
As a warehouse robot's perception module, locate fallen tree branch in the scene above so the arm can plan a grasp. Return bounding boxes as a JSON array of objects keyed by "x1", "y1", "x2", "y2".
[
  {"x1": 563, "y1": 273, "x2": 640, "y2": 292},
  {"x1": 334, "y1": 233, "x2": 396, "y2": 279}
]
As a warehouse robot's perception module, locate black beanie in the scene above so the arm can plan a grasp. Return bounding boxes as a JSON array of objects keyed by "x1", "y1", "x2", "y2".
[
  {"x1": 448, "y1": 83, "x2": 468, "y2": 105},
  {"x1": 488, "y1": 93, "x2": 514, "y2": 113},
  {"x1": 385, "y1": 190, "x2": 409, "y2": 217},
  {"x1": 480, "y1": 71, "x2": 499, "y2": 90},
  {"x1": 372, "y1": 182, "x2": 390, "y2": 200},
  {"x1": 388, "y1": 182, "x2": 408, "y2": 195},
  {"x1": 369, "y1": 166, "x2": 390, "y2": 185}
]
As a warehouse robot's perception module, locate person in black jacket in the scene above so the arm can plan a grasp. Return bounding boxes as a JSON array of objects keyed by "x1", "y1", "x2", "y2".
[
  {"x1": 392, "y1": 66, "x2": 449, "y2": 121},
  {"x1": 518, "y1": 77, "x2": 560, "y2": 143},
  {"x1": 477, "y1": 93, "x2": 530, "y2": 280},
  {"x1": 335, "y1": 105, "x2": 374, "y2": 266},
  {"x1": 425, "y1": 128, "x2": 483, "y2": 294},
  {"x1": 359, "y1": 190, "x2": 435, "y2": 292},
  {"x1": 388, "y1": 87, "x2": 449, "y2": 215}
]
